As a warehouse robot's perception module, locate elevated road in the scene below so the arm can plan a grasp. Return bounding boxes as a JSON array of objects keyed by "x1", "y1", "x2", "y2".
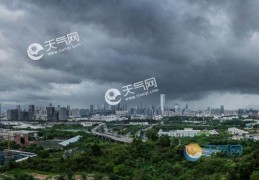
[{"x1": 91, "y1": 123, "x2": 133, "y2": 143}]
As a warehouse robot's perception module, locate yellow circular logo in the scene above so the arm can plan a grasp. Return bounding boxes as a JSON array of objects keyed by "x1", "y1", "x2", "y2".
[{"x1": 184, "y1": 143, "x2": 202, "y2": 161}]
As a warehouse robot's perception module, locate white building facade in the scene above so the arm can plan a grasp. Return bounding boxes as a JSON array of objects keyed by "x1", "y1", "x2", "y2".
[{"x1": 158, "y1": 128, "x2": 201, "y2": 137}]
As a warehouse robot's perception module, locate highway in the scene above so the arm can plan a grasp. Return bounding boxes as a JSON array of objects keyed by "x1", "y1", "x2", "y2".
[{"x1": 91, "y1": 123, "x2": 133, "y2": 143}]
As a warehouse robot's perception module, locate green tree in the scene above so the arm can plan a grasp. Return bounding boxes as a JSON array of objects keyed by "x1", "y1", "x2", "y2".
[
  {"x1": 146, "y1": 129, "x2": 158, "y2": 141},
  {"x1": 66, "y1": 170, "x2": 74, "y2": 180},
  {"x1": 14, "y1": 174, "x2": 35, "y2": 180},
  {"x1": 250, "y1": 171, "x2": 259, "y2": 180},
  {"x1": 38, "y1": 150, "x2": 49, "y2": 158},
  {"x1": 57, "y1": 175, "x2": 66, "y2": 180},
  {"x1": 91, "y1": 143, "x2": 102, "y2": 156},
  {"x1": 157, "y1": 135, "x2": 171, "y2": 148},
  {"x1": 81, "y1": 174, "x2": 87, "y2": 180}
]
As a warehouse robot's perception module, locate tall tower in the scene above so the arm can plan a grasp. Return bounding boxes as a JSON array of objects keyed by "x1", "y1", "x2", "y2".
[
  {"x1": 220, "y1": 105, "x2": 224, "y2": 115},
  {"x1": 160, "y1": 94, "x2": 165, "y2": 115}
]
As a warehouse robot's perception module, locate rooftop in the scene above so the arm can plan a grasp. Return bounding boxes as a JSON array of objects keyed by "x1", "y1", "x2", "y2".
[{"x1": 58, "y1": 135, "x2": 82, "y2": 147}]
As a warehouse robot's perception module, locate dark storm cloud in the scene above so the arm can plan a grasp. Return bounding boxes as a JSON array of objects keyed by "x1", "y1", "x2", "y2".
[{"x1": 1, "y1": 0, "x2": 259, "y2": 107}]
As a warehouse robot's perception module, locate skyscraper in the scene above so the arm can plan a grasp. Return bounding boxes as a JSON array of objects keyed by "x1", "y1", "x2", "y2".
[
  {"x1": 59, "y1": 107, "x2": 67, "y2": 120},
  {"x1": 16, "y1": 105, "x2": 21, "y2": 110},
  {"x1": 46, "y1": 106, "x2": 55, "y2": 121},
  {"x1": 7, "y1": 109, "x2": 18, "y2": 121},
  {"x1": 160, "y1": 94, "x2": 165, "y2": 115},
  {"x1": 67, "y1": 105, "x2": 70, "y2": 116},
  {"x1": 16, "y1": 105, "x2": 21, "y2": 121},
  {"x1": 220, "y1": 105, "x2": 224, "y2": 115},
  {"x1": 29, "y1": 105, "x2": 35, "y2": 113},
  {"x1": 90, "y1": 105, "x2": 94, "y2": 113}
]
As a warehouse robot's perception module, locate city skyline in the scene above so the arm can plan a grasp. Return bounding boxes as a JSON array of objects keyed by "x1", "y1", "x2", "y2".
[
  {"x1": 0, "y1": 96, "x2": 256, "y2": 116},
  {"x1": 0, "y1": 100, "x2": 254, "y2": 114}
]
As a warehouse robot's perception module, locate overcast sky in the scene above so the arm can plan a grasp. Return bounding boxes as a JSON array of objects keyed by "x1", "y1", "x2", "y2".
[{"x1": 1, "y1": 0, "x2": 259, "y2": 110}]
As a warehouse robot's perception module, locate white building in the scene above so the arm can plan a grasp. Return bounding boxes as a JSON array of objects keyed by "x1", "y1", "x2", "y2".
[
  {"x1": 58, "y1": 135, "x2": 82, "y2": 147},
  {"x1": 115, "y1": 110, "x2": 128, "y2": 116},
  {"x1": 129, "y1": 122, "x2": 149, "y2": 125},
  {"x1": 131, "y1": 115, "x2": 149, "y2": 120},
  {"x1": 228, "y1": 127, "x2": 248, "y2": 135},
  {"x1": 89, "y1": 114, "x2": 124, "y2": 122},
  {"x1": 253, "y1": 135, "x2": 259, "y2": 141},
  {"x1": 232, "y1": 135, "x2": 244, "y2": 140},
  {"x1": 158, "y1": 128, "x2": 201, "y2": 137},
  {"x1": 160, "y1": 94, "x2": 165, "y2": 115},
  {"x1": 164, "y1": 110, "x2": 177, "y2": 116},
  {"x1": 209, "y1": 129, "x2": 219, "y2": 135}
]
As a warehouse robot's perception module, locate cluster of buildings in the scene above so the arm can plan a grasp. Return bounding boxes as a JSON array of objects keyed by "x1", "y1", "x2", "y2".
[
  {"x1": 2, "y1": 93, "x2": 259, "y2": 121},
  {"x1": 157, "y1": 127, "x2": 258, "y2": 142},
  {"x1": 228, "y1": 127, "x2": 248, "y2": 135},
  {"x1": 2, "y1": 101, "x2": 163, "y2": 121},
  {"x1": 227, "y1": 127, "x2": 259, "y2": 141},
  {"x1": 0, "y1": 129, "x2": 38, "y2": 146},
  {"x1": 6, "y1": 104, "x2": 68, "y2": 121}
]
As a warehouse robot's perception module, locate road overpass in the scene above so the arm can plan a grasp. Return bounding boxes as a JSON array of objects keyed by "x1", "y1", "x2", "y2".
[{"x1": 91, "y1": 123, "x2": 133, "y2": 143}]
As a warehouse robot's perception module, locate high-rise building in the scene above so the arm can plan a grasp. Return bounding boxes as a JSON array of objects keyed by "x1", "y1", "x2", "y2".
[
  {"x1": 7, "y1": 109, "x2": 18, "y2": 121},
  {"x1": 59, "y1": 107, "x2": 67, "y2": 120},
  {"x1": 20, "y1": 111, "x2": 29, "y2": 121},
  {"x1": 57, "y1": 105, "x2": 61, "y2": 111},
  {"x1": 160, "y1": 94, "x2": 165, "y2": 115},
  {"x1": 46, "y1": 106, "x2": 55, "y2": 121},
  {"x1": 79, "y1": 109, "x2": 86, "y2": 117},
  {"x1": 90, "y1": 105, "x2": 94, "y2": 113},
  {"x1": 28, "y1": 105, "x2": 35, "y2": 121},
  {"x1": 53, "y1": 111, "x2": 59, "y2": 121},
  {"x1": 29, "y1": 105, "x2": 35, "y2": 113},
  {"x1": 67, "y1": 105, "x2": 70, "y2": 116},
  {"x1": 16, "y1": 105, "x2": 21, "y2": 110},
  {"x1": 174, "y1": 104, "x2": 179, "y2": 112},
  {"x1": 220, "y1": 105, "x2": 224, "y2": 115},
  {"x1": 152, "y1": 105, "x2": 155, "y2": 116}
]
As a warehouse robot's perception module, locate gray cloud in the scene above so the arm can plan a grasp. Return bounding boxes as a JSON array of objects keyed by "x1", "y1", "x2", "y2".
[{"x1": 1, "y1": 0, "x2": 259, "y2": 109}]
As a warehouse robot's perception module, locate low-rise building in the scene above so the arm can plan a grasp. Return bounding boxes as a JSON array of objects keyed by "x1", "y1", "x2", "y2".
[
  {"x1": 58, "y1": 135, "x2": 82, "y2": 147},
  {"x1": 209, "y1": 129, "x2": 219, "y2": 135},
  {"x1": 232, "y1": 135, "x2": 244, "y2": 140},
  {"x1": 228, "y1": 127, "x2": 248, "y2": 135},
  {"x1": 0, "y1": 129, "x2": 38, "y2": 146},
  {"x1": 129, "y1": 122, "x2": 149, "y2": 125},
  {"x1": 158, "y1": 128, "x2": 201, "y2": 137}
]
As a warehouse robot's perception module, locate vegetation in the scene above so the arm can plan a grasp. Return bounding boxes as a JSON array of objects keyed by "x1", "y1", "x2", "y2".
[
  {"x1": 0, "y1": 119, "x2": 258, "y2": 179},
  {"x1": 0, "y1": 132, "x2": 258, "y2": 179}
]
